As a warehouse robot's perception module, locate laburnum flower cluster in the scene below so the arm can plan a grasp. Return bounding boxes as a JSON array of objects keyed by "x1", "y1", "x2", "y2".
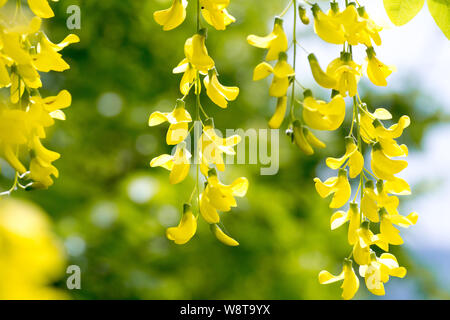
[
  {"x1": 0, "y1": 0, "x2": 79, "y2": 194},
  {"x1": 249, "y1": 0, "x2": 418, "y2": 299},
  {"x1": 152, "y1": 0, "x2": 248, "y2": 246}
]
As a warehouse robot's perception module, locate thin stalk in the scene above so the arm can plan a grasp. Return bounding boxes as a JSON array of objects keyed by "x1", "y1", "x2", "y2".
[{"x1": 289, "y1": 0, "x2": 297, "y2": 121}]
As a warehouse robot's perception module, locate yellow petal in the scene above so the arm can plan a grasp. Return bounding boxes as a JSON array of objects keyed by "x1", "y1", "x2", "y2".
[
  {"x1": 28, "y1": 0, "x2": 54, "y2": 19},
  {"x1": 253, "y1": 62, "x2": 273, "y2": 81},
  {"x1": 166, "y1": 204, "x2": 197, "y2": 245},
  {"x1": 153, "y1": 0, "x2": 187, "y2": 31},
  {"x1": 210, "y1": 224, "x2": 239, "y2": 246},
  {"x1": 268, "y1": 96, "x2": 287, "y2": 129},
  {"x1": 166, "y1": 122, "x2": 188, "y2": 145}
]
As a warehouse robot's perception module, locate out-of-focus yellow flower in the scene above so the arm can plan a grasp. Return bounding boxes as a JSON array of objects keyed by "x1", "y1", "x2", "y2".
[
  {"x1": 184, "y1": 30, "x2": 215, "y2": 73},
  {"x1": 150, "y1": 142, "x2": 191, "y2": 185},
  {"x1": 314, "y1": 168, "x2": 351, "y2": 209},
  {"x1": 253, "y1": 52, "x2": 295, "y2": 98},
  {"x1": 204, "y1": 69, "x2": 239, "y2": 109},
  {"x1": 326, "y1": 52, "x2": 362, "y2": 97},
  {"x1": 302, "y1": 90, "x2": 346, "y2": 131},
  {"x1": 200, "y1": 0, "x2": 235, "y2": 30},
  {"x1": 166, "y1": 204, "x2": 197, "y2": 245},
  {"x1": 154, "y1": 0, "x2": 188, "y2": 31},
  {"x1": 199, "y1": 122, "x2": 240, "y2": 174},
  {"x1": 247, "y1": 17, "x2": 288, "y2": 61},
  {"x1": 210, "y1": 224, "x2": 239, "y2": 246},
  {"x1": 319, "y1": 258, "x2": 359, "y2": 300},
  {"x1": 359, "y1": 252, "x2": 406, "y2": 296},
  {"x1": 148, "y1": 99, "x2": 192, "y2": 145},
  {"x1": 199, "y1": 169, "x2": 248, "y2": 223},
  {"x1": 326, "y1": 137, "x2": 363, "y2": 178},
  {"x1": 0, "y1": 199, "x2": 67, "y2": 299},
  {"x1": 366, "y1": 47, "x2": 396, "y2": 87}
]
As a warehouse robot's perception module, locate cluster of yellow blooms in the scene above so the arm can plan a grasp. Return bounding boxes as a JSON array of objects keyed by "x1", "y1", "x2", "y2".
[
  {"x1": 152, "y1": 0, "x2": 248, "y2": 246},
  {"x1": 249, "y1": 0, "x2": 417, "y2": 299},
  {"x1": 0, "y1": 199, "x2": 66, "y2": 299},
  {"x1": 0, "y1": 0, "x2": 78, "y2": 193}
]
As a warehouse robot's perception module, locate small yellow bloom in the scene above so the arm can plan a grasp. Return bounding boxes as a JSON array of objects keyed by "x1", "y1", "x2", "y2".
[
  {"x1": 184, "y1": 30, "x2": 215, "y2": 73},
  {"x1": 268, "y1": 96, "x2": 287, "y2": 129},
  {"x1": 371, "y1": 142, "x2": 407, "y2": 181},
  {"x1": 359, "y1": 252, "x2": 406, "y2": 296},
  {"x1": 199, "y1": 169, "x2": 248, "y2": 223},
  {"x1": 366, "y1": 47, "x2": 396, "y2": 87},
  {"x1": 173, "y1": 58, "x2": 197, "y2": 95},
  {"x1": 148, "y1": 99, "x2": 192, "y2": 145},
  {"x1": 27, "y1": 0, "x2": 58, "y2": 19},
  {"x1": 379, "y1": 208, "x2": 418, "y2": 245},
  {"x1": 352, "y1": 221, "x2": 375, "y2": 265},
  {"x1": 150, "y1": 142, "x2": 191, "y2": 185},
  {"x1": 247, "y1": 17, "x2": 288, "y2": 61},
  {"x1": 311, "y1": 4, "x2": 346, "y2": 44},
  {"x1": 302, "y1": 90, "x2": 346, "y2": 131},
  {"x1": 307, "y1": 53, "x2": 337, "y2": 89},
  {"x1": 204, "y1": 69, "x2": 239, "y2": 109},
  {"x1": 30, "y1": 90, "x2": 72, "y2": 121},
  {"x1": 326, "y1": 52, "x2": 362, "y2": 97},
  {"x1": 199, "y1": 122, "x2": 240, "y2": 174},
  {"x1": 326, "y1": 137, "x2": 363, "y2": 178},
  {"x1": 153, "y1": 0, "x2": 188, "y2": 31},
  {"x1": 33, "y1": 34, "x2": 80, "y2": 73},
  {"x1": 200, "y1": 0, "x2": 235, "y2": 30},
  {"x1": 210, "y1": 224, "x2": 239, "y2": 246},
  {"x1": 292, "y1": 121, "x2": 325, "y2": 155},
  {"x1": 319, "y1": 258, "x2": 359, "y2": 300},
  {"x1": 314, "y1": 168, "x2": 351, "y2": 209},
  {"x1": 166, "y1": 204, "x2": 197, "y2": 245},
  {"x1": 330, "y1": 202, "x2": 360, "y2": 245}
]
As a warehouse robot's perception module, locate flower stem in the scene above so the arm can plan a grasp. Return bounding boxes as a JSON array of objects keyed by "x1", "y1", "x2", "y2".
[{"x1": 289, "y1": 0, "x2": 297, "y2": 121}]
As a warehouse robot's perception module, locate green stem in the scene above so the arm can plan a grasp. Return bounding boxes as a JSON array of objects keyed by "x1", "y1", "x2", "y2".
[{"x1": 289, "y1": 0, "x2": 297, "y2": 121}]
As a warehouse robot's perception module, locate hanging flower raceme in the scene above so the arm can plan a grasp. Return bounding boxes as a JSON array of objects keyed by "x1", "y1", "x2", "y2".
[
  {"x1": 152, "y1": 0, "x2": 247, "y2": 246},
  {"x1": 0, "y1": 3, "x2": 77, "y2": 194},
  {"x1": 303, "y1": 1, "x2": 418, "y2": 299}
]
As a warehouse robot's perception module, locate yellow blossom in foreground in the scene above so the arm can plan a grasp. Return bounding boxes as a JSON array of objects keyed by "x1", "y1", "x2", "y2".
[
  {"x1": 166, "y1": 204, "x2": 197, "y2": 245},
  {"x1": 302, "y1": 90, "x2": 346, "y2": 131},
  {"x1": 184, "y1": 30, "x2": 215, "y2": 73},
  {"x1": 314, "y1": 168, "x2": 351, "y2": 208},
  {"x1": 268, "y1": 96, "x2": 287, "y2": 129},
  {"x1": 292, "y1": 121, "x2": 325, "y2": 155},
  {"x1": 200, "y1": 0, "x2": 235, "y2": 30},
  {"x1": 247, "y1": 17, "x2": 288, "y2": 61},
  {"x1": 326, "y1": 52, "x2": 362, "y2": 97},
  {"x1": 153, "y1": 0, "x2": 188, "y2": 31},
  {"x1": 210, "y1": 224, "x2": 239, "y2": 246},
  {"x1": 311, "y1": 3, "x2": 346, "y2": 44},
  {"x1": 150, "y1": 142, "x2": 191, "y2": 185},
  {"x1": 326, "y1": 137, "x2": 363, "y2": 178},
  {"x1": 204, "y1": 69, "x2": 239, "y2": 109},
  {"x1": 330, "y1": 202, "x2": 360, "y2": 245},
  {"x1": 319, "y1": 259, "x2": 359, "y2": 300},
  {"x1": 148, "y1": 99, "x2": 192, "y2": 145},
  {"x1": 0, "y1": 0, "x2": 59, "y2": 19},
  {"x1": 366, "y1": 47, "x2": 396, "y2": 87}
]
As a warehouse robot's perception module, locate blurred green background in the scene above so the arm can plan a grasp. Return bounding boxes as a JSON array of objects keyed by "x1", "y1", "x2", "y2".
[{"x1": 1, "y1": 0, "x2": 449, "y2": 299}]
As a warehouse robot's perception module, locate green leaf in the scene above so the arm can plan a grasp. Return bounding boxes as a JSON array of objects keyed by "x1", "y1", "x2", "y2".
[
  {"x1": 383, "y1": 0, "x2": 425, "y2": 25},
  {"x1": 428, "y1": 0, "x2": 450, "y2": 40}
]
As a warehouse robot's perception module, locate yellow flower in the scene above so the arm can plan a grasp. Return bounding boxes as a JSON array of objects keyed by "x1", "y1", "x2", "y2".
[
  {"x1": 366, "y1": 47, "x2": 396, "y2": 87},
  {"x1": 0, "y1": 199, "x2": 67, "y2": 299},
  {"x1": 173, "y1": 58, "x2": 197, "y2": 95},
  {"x1": 356, "y1": 6, "x2": 382, "y2": 47},
  {"x1": 184, "y1": 30, "x2": 215, "y2": 73},
  {"x1": 210, "y1": 223, "x2": 239, "y2": 246},
  {"x1": 319, "y1": 258, "x2": 359, "y2": 300},
  {"x1": 326, "y1": 52, "x2": 362, "y2": 97},
  {"x1": 247, "y1": 17, "x2": 288, "y2": 61},
  {"x1": 30, "y1": 90, "x2": 72, "y2": 121},
  {"x1": 28, "y1": 0, "x2": 58, "y2": 19},
  {"x1": 359, "y1": 252, "x2": 406, "y2": 296},
  {"x1": 379, "y1": 208, "x2": 418, "y2": 246},
  {"x1": 352, "y1": 221, "x2": 375, "y2": 265},
  {"x1": 253, "y1": 52, "x2": 295, "y2": 97},
  {"x1": 314, "y1": 169, "x2": 351, "y2": 208},
  {"x1": 199, "y1": 169, "x2": 248, "y2": 223},
  {"x1": 311, "y1": 3, "x2": 346, "y2": 44},
  {"x1": 199, "y1": 121, "x2": 241, "y2": 174},
  {"x1": 203, "y1": 69, "x2": 239, "y2": 109},
  {"x1": 292, "y1": 121, "x2": 325, "y2": 155},
  {"x1": 148, "y1": 99, "x2": 192, "y2": 145},
  {"x1": 371, "y1": 142, "x2": 408, "y2": 181},
  {"x1": 200, "y1": 0, "x2": 236, "y2": 30},
  {"x1": 302, "y1": 90, "x2": 346, "y2": 131},
  {"x1": 32, "y1": 33, "x2": 79, "y2": 73},
  {"x1": 330, "y1": 202, "x2": 360, "y2": 245},
  {"x1": 154, "y1": 0, "x2": 188, "y2": 31},
  {"x1": 268, "y1": 96, "x2": 287, "y2": 129},
  {"x1": 307, "y1": 53, "x2": 337, "y2": 89},
  {"x1": 166, "y1": 204, "x2": 197, "y2": 245},
  {"x1": 150, "y1": 142, "x2": 191, "y2": 185},
  {"x1": 27, "y1": 158, "x2": 59, "y2": 189},
  {"x1": 326, "y1": 137, "x2": 363, "y2": 178}
]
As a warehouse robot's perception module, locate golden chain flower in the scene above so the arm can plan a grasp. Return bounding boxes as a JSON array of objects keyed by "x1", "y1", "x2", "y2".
[
  {"x1": 152, "y1": 0, "x2": 248, "y2": 246},
  {"x1": 0, "y1": 0, "x2": 79, "y2": 195},
  {"x1": 248, "y1": 0, "x2": 417, "y2": 299}
]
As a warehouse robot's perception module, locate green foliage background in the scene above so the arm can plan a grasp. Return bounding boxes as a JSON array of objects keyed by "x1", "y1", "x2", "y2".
[{"x1": 1, "y1": 0, "x2": 448, "y2": 299}]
